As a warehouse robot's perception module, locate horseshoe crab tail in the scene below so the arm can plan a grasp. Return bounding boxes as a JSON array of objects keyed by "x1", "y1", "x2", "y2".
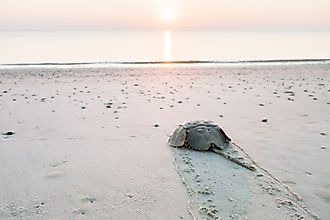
[{"x1": 212, "y1": 147, "x2": 256, "y2": 171}]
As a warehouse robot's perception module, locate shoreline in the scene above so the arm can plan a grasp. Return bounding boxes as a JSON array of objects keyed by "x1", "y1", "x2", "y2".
[{"x1": 1, "y1": 58, "x2": 330, "y2": 68}]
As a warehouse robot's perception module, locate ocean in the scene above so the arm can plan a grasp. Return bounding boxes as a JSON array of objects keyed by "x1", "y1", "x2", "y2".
[{"x1": 0, "y1": 30, "x2": 330, "y2": 65}]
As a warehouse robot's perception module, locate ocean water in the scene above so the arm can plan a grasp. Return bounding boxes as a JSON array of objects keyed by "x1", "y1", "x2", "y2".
[{"x1": 0, "y1": 30, "x2": 330, "y2": 64}]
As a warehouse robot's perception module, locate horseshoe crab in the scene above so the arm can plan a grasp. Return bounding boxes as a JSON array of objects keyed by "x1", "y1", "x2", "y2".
[{"x1": 169, "y1": 120, "x2": 256, "y2": 171}]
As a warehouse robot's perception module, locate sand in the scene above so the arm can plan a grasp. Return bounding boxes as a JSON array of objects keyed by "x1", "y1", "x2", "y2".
[{"x1": 0, "y1": 63, "x2": 329, "y2": 219}]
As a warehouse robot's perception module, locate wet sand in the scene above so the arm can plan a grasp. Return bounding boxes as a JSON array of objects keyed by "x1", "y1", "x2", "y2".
[{"x1": 0, "y1": 63, "x2": 329, "y2": 219}]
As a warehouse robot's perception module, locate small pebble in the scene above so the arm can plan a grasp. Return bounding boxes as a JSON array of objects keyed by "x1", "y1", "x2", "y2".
[
  {"x1": 153, "y1": 124, "x2": 160, "y2": 128},
  {"x1": 261, "y1": 118, "x2": 268, "y2": 123},
  {"x1": 126, "y1": 194, "x2": 134, "y2": 198},
  {"x1": 2, "y1": 131, "x2": 15, "y2": 136}
]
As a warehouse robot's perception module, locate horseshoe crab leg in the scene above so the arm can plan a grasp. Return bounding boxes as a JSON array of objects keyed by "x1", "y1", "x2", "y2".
[{"x1": 211, "y1": 147, "x2": 256, "y2": 171}]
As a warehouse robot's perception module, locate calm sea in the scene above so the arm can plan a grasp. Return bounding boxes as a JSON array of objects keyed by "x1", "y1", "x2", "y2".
[{"x1": 0, "y1": 31, "x2": 330, "y2": 65}]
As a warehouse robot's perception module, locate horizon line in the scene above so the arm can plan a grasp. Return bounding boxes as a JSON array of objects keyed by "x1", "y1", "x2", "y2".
[{"x1": 1, "y1": 26, "x2": 330, "y2": 32}]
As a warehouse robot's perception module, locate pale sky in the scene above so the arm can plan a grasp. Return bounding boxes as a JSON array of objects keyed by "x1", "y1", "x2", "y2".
[{"x1": 0, "y1": 0, "x2": 329, "y2": 30}]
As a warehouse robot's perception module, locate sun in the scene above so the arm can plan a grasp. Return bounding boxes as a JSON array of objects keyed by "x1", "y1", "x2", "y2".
[{"x1": 162, "y1": 9, "x2": 174, "y2": 22}]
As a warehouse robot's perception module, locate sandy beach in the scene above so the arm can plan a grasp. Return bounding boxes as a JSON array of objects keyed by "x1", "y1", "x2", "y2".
[{"x1": 0, "y1": 63, "x2": 329, "y2": 219}]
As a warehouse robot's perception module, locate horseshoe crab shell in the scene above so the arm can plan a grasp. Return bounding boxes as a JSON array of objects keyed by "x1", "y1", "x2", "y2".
[{"x1": 168, "y1": 120, "x2": 231, "y2": 151}]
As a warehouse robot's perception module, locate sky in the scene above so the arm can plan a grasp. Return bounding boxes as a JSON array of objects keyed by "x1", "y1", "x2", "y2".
[{"x1": 0, "y1": 0, "x2": 329, "y2": 30}]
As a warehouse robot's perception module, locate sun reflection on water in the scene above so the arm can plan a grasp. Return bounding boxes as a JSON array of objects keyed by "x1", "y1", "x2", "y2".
[{"x1": 163, "y1": 30, "x2": 172, "y2": 61}]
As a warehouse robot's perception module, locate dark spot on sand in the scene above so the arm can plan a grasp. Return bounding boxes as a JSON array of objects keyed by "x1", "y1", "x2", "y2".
[
  {"x1": 320, "y1": 132, "x2": 327, "y2": 136},
  {"x1": 82, "y1": 197, "x2": 96, "y2": 204},
  {"x1": 284, "y1": 90, "x2": 295, "y2": 95},
  {"x1": 153, "y1": 124, "x2": 160, "y2": 128},
  {"x1": 125, "y1": 194, "x2": 134, "y2": 198},
  {"x1": 305, "y1": 171, "x2": 313, "y2": 176},
  {"x1": 73, "y1": 209, "x2": 87, "y2": 215},
  {"x1": 261, "y1": 118, "x2": 268, "y2": 123},
  {"x1": 81, "y1": 106, "x2": 86, "y2": 109},
  {"x1": 2, "y1": 131, "x2": 15, "y2": 136}
]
